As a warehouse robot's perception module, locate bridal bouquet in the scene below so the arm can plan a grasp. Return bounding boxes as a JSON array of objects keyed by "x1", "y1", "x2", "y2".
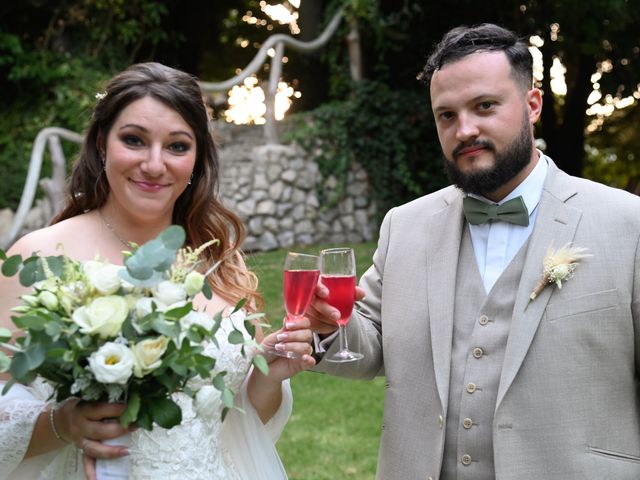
[{"x1": 0, "y1": 226, "x2": 267, "y2": 430}]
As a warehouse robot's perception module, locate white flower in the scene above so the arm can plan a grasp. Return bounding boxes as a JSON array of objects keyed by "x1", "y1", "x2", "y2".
[
  {"x1": 72, "y1": 296, "x2": 128, "y2": 338},
  {"x1": 135, "y1": 297, "x2": 155, "y2": 319},
  {"x1": 184, "y1": 271, "x2": 205, "y2": 297},
  {"x1": 84, "y1": 261, "x2": 123, "y2": 295},
  {"x1": 20, "y1": 294, "x2": 40, "y2": 307},
  {"x1": 37, "y1": 291, "x2": 59, "y2": 310},
  {"x1": 88, "y1": 342, "x2": 134, "y2": 384},
  {"x1": 131, "y1": 336, "x2": 169, "y2": 378},
  {"x1": 194, "y1": 385, "x2": 218, "y2": 419},
  {"x1": 529, "y1": 243, "x2": 592, "y2": 302},
  {"x1": 153, "y1": 281, "x2": 186, "y2": 306},
  {"x1": 180, "y1": 310, "x2": 214, "y2": 331}
]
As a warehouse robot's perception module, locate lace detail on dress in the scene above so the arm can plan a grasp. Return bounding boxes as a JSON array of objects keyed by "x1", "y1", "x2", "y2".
[
  {"x1": 0, "y1": 397, "x2": 47, "y2": 478},
  {"x1": 129, "y1": 310, "x2": 254, "y2": 480}
]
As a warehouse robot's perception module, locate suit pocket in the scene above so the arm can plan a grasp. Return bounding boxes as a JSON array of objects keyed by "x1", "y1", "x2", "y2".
[
  {"x1": 589, "y1": 446, "x2": 640, "y2": 464},
  {"x1": 544, "y1": 289, "x2": 619, "y2": 322}
]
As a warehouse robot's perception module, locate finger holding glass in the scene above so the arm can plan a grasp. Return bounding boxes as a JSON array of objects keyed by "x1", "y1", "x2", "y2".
[
  {"x1": 273, "y1": 252, "x2": 320, "y2": 358},
  {"x1": 320, "y1": 247, "x2": 362, "y2": 362}
]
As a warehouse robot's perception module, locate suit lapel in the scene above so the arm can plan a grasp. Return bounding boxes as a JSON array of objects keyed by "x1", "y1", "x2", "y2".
[
  {"x1": 496, "y1": 162, "x2": 583, "y2": 409},
  {"x1": 427, "y1": 188, "x2": 465, "y2": 413}
]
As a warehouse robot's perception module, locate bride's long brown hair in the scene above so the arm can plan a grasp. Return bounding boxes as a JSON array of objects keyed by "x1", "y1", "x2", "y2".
[{"x1": 52, "y1": 62, "x2": 262, "y2": 311}]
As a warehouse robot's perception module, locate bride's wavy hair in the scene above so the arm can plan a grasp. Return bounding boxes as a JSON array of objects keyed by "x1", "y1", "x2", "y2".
[{"x1": 52, "y1": 62, "x2": 262, "y2": 311}]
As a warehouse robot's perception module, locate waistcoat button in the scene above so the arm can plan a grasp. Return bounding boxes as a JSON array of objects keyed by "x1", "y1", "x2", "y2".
[
  {"x1": 463, "y1": 417, "x2": 473, "y2": 429},
  {"x1": 472, "y1": 347, "x2": 484, "y2": 358},
  {"x1": 466, "y1": 382, "x2": 477, "y2": 393},
  {"x1": 461, "y1": 454, "x2": 472, "y2": 465},
  {"x1": 479, "y1": 314, "x2": 489, "y2": 325}
]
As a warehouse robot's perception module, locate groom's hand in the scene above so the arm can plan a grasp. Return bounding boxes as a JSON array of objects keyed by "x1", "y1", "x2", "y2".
[{"x1": 306, "y1": 282, "x2": 365, "y2": 335}]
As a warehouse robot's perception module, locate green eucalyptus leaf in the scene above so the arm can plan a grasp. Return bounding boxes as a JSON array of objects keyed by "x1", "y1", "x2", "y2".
[
  {"x1": 253, "y1": 354, "x2": 269, "y2": 376},
  {"x1": 1, "y1": 254, "x2": 23, "y2": 276},
  {"x1": 227, "y1": 330, "x2": 244, "y2": 345},
  {"x1": 13, "y1": 314, "x2": 47, "y2": 331},
  {"x1": 19, "y1": 258, "x2": 44, "y2": 286},
  {"x1": 150, "y1": 318, "x2": 180, "y2": 338},
  {"x1": 221, "y1": 388, "x2": 235, "y2": 409},
  {"x1": 136, "y1": 408, "x2": 153, "y2": 431},
  {"x1": 44, "y1": 321, "x2": 62, "y2": 338},
  {"x1": 0, "y1": 351, "x2": 10, "y2": 372},
  {"x1": 120, "y1": 392, "x2": 141, "y2": 428},
  {"x1": 159, "y1": 225, "x2": 186, "y2": 250},
  {"x1": 2, "y1": 377, "x2": 17, "y2": 395},
  {"x1": 0, "y1": 327, "x2": 11, "y2": 342},
  {"x1": 201, "y1": 281, "x2": 212, "y2": 300},
  {"x1": 232, "y1": 298, "x2": 247, "y2": 313},
  {"x1": 148, "y1": 397, "x2": 182, "y2": 429},
  {"x1": 164, "y1": 302, "x2": 193, "y2": 321},
  {"x1": 0, "y1": 249, "x2": 7, "y2": 261},
  {"x1": 10, "y1": 343, "x2": 45, "y2": 379},
  {"x1": 212, "y1": 372, "x2": 227, "y2": 391}
]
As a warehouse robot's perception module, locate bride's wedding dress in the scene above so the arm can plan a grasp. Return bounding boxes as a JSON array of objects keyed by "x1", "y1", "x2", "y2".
[{"x1": 0, "y1": 311, "x2": 291, "y2": 480}]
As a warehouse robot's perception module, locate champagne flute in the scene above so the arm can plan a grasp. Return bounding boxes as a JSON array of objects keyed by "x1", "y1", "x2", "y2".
[
  {"x1": 320, "y1": 247, "x2": 363, "y2": 363},
  {"x1": 275, "y1": 252, "x2": 320, "y2": 358}
]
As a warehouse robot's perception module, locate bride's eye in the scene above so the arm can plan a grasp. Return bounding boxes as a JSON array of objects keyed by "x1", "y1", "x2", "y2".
[
  {"x1": 169, "y1": 142, "x2": 191, "y2": 154},
  {"x1": 122, "y1": 135, "x2": 144, "y2": 147}
]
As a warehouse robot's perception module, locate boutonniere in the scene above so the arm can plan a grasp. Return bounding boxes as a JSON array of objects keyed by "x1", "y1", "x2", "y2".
[{"x1": 529, "y1": 243, "x2": 592, "y2": 303}]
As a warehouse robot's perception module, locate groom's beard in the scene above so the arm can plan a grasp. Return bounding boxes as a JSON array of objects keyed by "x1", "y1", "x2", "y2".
[{"x1": 443, "y1": 114, "x2": 533, "y2": 196}]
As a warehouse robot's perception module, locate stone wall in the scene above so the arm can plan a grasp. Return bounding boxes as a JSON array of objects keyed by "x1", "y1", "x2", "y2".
[
  {"x1": 1, "y1": 123, "x2": 377, "y2": 251},
  {"x1": 216, "y1": 122, "x2": 376, "y2": 251}
]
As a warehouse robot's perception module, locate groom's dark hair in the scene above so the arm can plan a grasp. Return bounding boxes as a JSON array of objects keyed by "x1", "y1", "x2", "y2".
[{"x1": 418, "y1": 23, "x2": 533, "y2": 92}]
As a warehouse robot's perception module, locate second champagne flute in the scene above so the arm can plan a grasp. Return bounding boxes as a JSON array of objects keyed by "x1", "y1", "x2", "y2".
[
  {"x1": 275, "y1": 252, "x2": 320, "y2": 358},
  {"x1": 320, "y1": 247, "x2": 363, "y2": 362}
]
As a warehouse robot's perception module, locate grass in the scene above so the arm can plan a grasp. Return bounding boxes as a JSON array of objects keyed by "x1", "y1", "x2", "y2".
[{"x1": 246, "y1": 242, "x2": 384, "y2": 480}]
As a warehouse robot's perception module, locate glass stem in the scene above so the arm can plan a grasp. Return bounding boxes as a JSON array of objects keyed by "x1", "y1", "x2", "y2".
[{"x1": 338, "y1": 324, "x2": 349, "y2": 353}]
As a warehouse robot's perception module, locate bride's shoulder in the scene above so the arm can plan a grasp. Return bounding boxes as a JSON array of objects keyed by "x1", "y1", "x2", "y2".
[{"x1": 8, "y1": 214, "x2": 95, "y2": 258}]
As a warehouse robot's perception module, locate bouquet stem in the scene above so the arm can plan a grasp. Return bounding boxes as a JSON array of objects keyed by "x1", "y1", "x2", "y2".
[{"x1": 95, "y1": 432, "x2": 131, "y2": 480}]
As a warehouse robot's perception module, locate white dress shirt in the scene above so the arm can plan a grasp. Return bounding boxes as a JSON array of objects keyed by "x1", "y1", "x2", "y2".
[{"x1": 468, "y1": 154, "x2": 548, "y2": 293}]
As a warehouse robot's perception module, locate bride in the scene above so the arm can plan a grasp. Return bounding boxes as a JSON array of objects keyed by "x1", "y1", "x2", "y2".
[{"x1": 0, "y1": 63, "x2": 315, "y2": 479}]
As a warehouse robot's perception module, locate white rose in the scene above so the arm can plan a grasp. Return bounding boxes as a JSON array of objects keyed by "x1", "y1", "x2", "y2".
[
  {"x1": 180, "y1": 310, "x2": 214, "y2": 331},
  {"x1": 72, "y1": 296, "x2": 128, "y2": 338},
  {"x1": 153, "y1": 281, "x2": 186, "y2": 306},
  {"x1": 184, "y1": 271, "x2": 205, "y2": 297},
  {"x1": 131, "y1": 336, "x2": 169, "y2": 378},
  {"x1": 194, "y1": 385, "x2": 218, "y2": 419},
  {"x1": 37, "y1": 291, "x2": 59, "y2": 310},
  {"x1": 84, "y1": 261, "x2": 123, "y2": 295},
  {"x1": 88, "y1": 342, "x2": 134, "y2": 384}
]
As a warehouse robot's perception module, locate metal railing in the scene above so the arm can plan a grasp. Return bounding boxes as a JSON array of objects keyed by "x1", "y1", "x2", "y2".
[
  {"x1": 198, "y1": 8, "x2": 345, "y2": 144},
  {"x1": 0, "y1": 128, "x2": 83, "y2": 249}
]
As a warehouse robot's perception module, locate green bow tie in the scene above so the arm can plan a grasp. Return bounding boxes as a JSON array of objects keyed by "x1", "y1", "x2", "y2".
[{"x1": 462, "y1": 195, "x2": 529, "y2": 227}]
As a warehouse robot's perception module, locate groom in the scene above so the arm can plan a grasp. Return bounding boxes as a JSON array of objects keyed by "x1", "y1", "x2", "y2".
[{"x1": 309, "y1": 23, "x2": 640, "y2": 479}]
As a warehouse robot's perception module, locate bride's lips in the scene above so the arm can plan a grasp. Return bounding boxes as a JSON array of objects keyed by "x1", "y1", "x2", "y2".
[{"x1": 130, "y1": 179, "x2": 169, "y2": 192}]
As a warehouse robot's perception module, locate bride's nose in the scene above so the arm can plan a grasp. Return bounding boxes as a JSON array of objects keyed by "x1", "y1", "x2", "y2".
[{"x1": 140, "y1": 146, "x2": 166, "y2": 177}]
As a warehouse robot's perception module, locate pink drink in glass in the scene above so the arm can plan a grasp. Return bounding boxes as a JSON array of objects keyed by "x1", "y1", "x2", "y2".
[
  {"x1": 283, "y1": 269, "x2": 320, "y2": 320},
  {"x1": 321, "y1": 274, "x2": 356, "y2": 326}
]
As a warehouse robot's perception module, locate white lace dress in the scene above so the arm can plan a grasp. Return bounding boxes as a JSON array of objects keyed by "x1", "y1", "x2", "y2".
[{"x1": 0, "y1": 311, "x2": 291, "y2": 480}]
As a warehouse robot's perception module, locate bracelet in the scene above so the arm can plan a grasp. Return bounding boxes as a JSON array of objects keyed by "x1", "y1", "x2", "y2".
[{"x1": 48, "y1": 404, "x2": 68, "y2": 443}]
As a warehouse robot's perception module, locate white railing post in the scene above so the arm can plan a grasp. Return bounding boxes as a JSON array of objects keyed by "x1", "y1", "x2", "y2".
[
  {"x1": 265, "y1": 41, "x2": 285, "y2": 144},
  {"x1": 0, "y1": 127, "x2": 83, "y2": 249}
]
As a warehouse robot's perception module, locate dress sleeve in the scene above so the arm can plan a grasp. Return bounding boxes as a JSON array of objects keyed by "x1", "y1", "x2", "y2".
[
  {"x1": 220, "y1": 373, "x2": 292, "y2": 480},
  {"x1": 0, "y1": 382, "x2": 48, "y2": 480}
]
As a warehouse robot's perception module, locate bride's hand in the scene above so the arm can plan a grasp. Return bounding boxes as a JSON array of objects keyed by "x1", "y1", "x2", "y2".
[{"x1": 259, "y1": 318, "x2": 315, "y2": 381}]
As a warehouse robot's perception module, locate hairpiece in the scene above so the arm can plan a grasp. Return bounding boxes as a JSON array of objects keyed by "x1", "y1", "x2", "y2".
[{"x1": 95, "y1": 91, "x2": 107, "y2": 101}]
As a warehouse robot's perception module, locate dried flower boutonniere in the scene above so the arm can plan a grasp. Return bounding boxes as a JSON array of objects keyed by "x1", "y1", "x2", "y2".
[{"x1": 529, "y1": 243, "x2": 592, "y2": 303}]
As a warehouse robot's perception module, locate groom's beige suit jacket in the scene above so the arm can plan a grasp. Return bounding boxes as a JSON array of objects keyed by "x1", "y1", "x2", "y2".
[{"x1": 316, "y1": 160, "x2": 640, "y2": 479}]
